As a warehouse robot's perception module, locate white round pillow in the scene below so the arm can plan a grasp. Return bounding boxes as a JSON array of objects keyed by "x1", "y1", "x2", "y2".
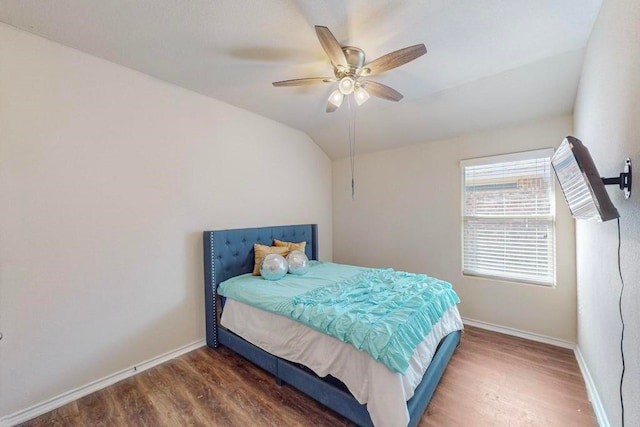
[
  {"x1": 286, "y1": 250, "x2": 309, "y2": 275},
  {"x1": 260, "y1": 253, "x2": 288, "y2": 280}
]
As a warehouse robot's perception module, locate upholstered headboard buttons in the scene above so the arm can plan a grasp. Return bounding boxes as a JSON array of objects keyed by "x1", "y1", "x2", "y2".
[
  {"x1": 208, "y1": 224, "x2": 317, "y2": 286},
  {"x1": 202, "y1": 224, "x2": 318, "y2": 349}
]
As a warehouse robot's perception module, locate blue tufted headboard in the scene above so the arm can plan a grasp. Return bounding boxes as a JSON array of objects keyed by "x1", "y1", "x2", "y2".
[{"x1": 203, "y1": 224, "x2": 318, "y2": 348}]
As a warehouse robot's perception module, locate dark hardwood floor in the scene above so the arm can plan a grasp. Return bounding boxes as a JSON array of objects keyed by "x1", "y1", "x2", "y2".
[{"x1": 20, "y1": 326, "x2": 596, "y2": 426}]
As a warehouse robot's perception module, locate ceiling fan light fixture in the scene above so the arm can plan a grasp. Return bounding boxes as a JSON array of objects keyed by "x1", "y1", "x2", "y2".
[
  {"x1": 354, "y1": 86, "x2": 370, "y2": 106},
  {"x1": 328, "y1": 89, "x2": 344, "y2": 108},
  {"x1": 338, "y1": 76, "x2": 355, "y2": 95},
  {"x1": 272, "y1": 26, "x2": 427, "y2": 113}
]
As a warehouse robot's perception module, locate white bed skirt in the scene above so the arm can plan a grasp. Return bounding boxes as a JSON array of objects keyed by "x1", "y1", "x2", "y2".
[{"x1": 221, "y1": 299, "x2": 463, "y2": 427}]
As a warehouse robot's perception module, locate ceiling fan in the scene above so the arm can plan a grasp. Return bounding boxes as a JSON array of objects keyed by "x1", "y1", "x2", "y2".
[{"x1": 273, "y1": 26, "x2": 427, "y2": 112}]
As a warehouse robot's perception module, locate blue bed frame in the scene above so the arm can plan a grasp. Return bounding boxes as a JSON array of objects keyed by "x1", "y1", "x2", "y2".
[{"x1": 203, "y1": 224, "x2": 461, "y2": 427}]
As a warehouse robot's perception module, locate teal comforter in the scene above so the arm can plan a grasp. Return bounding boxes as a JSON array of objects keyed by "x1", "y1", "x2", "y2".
[{"x1": 218, "y1": 262, "x2": 460, "y2": 373}]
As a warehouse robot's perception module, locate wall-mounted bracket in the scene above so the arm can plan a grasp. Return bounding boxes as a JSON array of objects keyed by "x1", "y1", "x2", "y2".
[{"x1": 601, "y1": 158, "x2": 632, "y2": 199}]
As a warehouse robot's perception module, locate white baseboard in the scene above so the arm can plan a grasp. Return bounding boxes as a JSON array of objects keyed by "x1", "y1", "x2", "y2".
[
  {"x1": 2, "y1": 324, "x2": 608, "y2": 427},
  {"x1": 574, "y1": 345, "x2": 610, "y2": 427},
  {"x1": 463, "y1": 317, "x2": 609, "y2": 426},
  {"x1": 462, "y1": 317, "x2": 576, "y2": 349},
  {"x1": 0, "y1": 339, "x2": 205, "y2": 427}
]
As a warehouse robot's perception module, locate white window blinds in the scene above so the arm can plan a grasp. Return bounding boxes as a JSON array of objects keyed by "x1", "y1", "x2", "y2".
[{"x1": 461, "y1": 149, "x2": 555, "y2": 286}]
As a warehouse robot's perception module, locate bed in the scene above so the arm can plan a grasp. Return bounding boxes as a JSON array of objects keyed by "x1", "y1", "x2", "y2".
[{"x1": 203, "y1": 224, "x2": 462, "y2": 427}]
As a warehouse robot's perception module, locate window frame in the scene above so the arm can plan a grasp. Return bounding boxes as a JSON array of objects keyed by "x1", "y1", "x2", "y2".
[{"x1": 460, "y1": 148, "x2": 556, "y2": 286}]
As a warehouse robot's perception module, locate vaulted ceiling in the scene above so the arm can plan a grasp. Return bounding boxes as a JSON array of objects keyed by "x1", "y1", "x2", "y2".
[{"x1": 0, "y1": 1, "x2": 602, "y2": 159}]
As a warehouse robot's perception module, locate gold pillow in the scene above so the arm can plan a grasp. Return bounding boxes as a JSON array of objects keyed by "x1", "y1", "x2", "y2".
[
  {"x1": 253, "y1": 243, "x2": 289, "y2": 276},
  {"x1": 273, "y1": 239, "x2": 307, "y2": 253}
]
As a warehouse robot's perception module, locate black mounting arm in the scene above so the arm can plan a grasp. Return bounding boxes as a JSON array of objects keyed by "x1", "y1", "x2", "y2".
[{"x1": 601, "y1": 158, "x2": 632, "y2": 199}]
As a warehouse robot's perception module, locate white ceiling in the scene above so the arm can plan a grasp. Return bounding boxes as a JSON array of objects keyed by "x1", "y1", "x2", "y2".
[{"x1": 0, "y1": 0, "x2": 602, "y2": 159}]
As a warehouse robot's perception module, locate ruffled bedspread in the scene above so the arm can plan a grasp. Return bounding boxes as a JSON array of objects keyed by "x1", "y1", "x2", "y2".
[{"x1": 274, "y1": 268, "x2": 460, "y2": 373}]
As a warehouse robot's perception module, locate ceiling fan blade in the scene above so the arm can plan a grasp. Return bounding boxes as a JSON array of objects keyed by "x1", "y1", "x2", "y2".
[
  {"x1": 315, "y1": 26, "x2": 348, "y2": 70},
  {"x1": 360, "y1": 44, "x2": 427, "y2": 77},
  {"x1": 362, "y1": 81, "x2": 404, "y2": 102},
  {"x1": 272, "y1": 77, "x2": 334, "y2": 87}
]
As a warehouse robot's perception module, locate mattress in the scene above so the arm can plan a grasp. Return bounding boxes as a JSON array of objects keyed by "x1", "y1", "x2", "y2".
[{"x1": 221, "y1": 299, "x2": 463, "y2": 427}]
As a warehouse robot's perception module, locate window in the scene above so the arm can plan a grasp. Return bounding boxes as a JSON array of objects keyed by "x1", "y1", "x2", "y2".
[{"x1": 461, "y1": 149, "x2": 555, "y2": 286}]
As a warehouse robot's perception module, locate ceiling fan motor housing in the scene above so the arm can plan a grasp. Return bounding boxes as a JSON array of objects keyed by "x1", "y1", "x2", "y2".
[{"x1": 339, "y1": 46, "x2": 366, "y2": 76}]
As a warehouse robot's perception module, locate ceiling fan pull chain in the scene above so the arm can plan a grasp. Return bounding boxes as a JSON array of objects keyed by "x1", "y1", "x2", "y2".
[{"x1": 348, "y1": 96, "x2": 357, "y2": 200}]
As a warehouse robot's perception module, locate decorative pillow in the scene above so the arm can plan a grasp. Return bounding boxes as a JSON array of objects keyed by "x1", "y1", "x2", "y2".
[
  {"x1": 260, "y1": 254, "x2": 289, "y2": 281},
  {"x1": 273, "y1": 238, "x2": 307, "y2": 253},
  {"x1": 253, "y1": 243, "x2": 289, "y2": 276},
  {"x1": 287, "y1": 250, "x2": 309, "y2": 276}
]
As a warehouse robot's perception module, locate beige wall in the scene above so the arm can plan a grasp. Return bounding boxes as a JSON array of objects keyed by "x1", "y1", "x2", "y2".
[
  {"x1": 333, "y1": 115, "x2": 577, "y2": 342},
  {"x1": 0, "y1": 23, "x2": 332, "y2": 418},
  {"x1": 574, "y1": 0, "x2": 640, "y2": 424}
]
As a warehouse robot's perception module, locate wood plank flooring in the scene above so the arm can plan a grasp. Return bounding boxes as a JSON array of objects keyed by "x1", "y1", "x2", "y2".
[{"x1": 20, "y1": 326, "x2": 596, "y2": 426}]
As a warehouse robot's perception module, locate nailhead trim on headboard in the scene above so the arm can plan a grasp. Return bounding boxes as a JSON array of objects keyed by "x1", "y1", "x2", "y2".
[
  {"x1": 210, "y1": 233, "x2": 217, "y2": 347},
  {"x1": 203, "y1": 224, "x2": 318, "y2": 349}
]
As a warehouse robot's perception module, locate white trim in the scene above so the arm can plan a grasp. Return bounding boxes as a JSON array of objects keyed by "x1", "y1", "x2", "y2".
[
  {"x1": 0, "y1": 339, "x2": 205, "y2": 427},
  {"x1": 460, "y1": 148, "x2": 555, "y2": 167},
  {"x1": 460, "y1": 150, "x2": 557, "y2": 287},
  {"x1": 464, "y1": 318, "x2": 608, "y2": 425},
  {"x1": 462, "y1": 317, "x2": 575, "y2": 349},
  {"x1": 574, "y1": 345, "x2": 610, "y2": 427},
  {"x1": 1, "y1": 331, "x2": 608, "y2": 427}
]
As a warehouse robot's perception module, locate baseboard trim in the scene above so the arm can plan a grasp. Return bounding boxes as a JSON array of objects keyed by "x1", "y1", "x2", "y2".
[
  {"x1": 462, "y1": 317, "x2": 575, "y2": 349},
  {"x1": 0, "y1": 339, "x2": 205, "y2": 427},
  {"x1": 2, "y1": 325, "x2": 607, "y2": 427},
  {"x1": 574, "y1": 345, "x2": 610, "y2": 427},
  {"x1": 463, "y1": 318, "x2": 609, "y2": 425}
]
